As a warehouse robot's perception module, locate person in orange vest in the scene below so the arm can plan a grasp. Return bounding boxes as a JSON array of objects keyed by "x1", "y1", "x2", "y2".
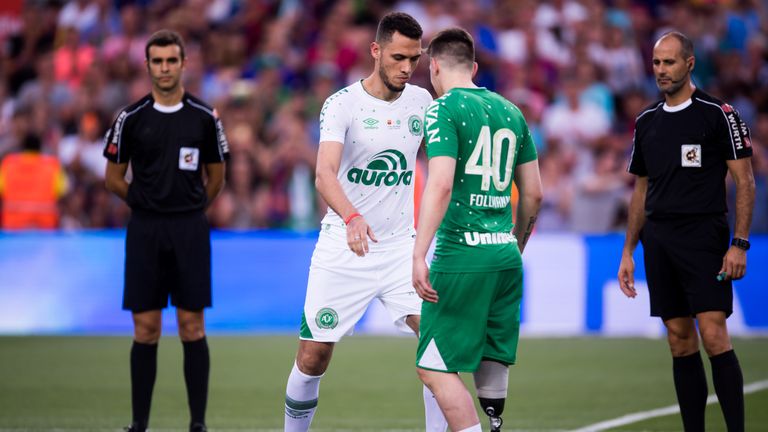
[{"x1": 0, "y1": 133, "x2": 68, "y2": 229}]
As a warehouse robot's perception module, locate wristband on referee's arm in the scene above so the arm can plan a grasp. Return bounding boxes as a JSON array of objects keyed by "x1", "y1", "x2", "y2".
[
  {"x1": 344, "y1": 212, "x2": 362, "y2": 225},
  {"x1": 731, "y1": 237, "x2": 750, "y2": 251}
]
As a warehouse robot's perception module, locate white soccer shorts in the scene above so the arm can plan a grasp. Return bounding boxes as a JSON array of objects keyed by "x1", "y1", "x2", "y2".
[{"x1": 300, "y1": 231, "x2": 421, "y2": 342}]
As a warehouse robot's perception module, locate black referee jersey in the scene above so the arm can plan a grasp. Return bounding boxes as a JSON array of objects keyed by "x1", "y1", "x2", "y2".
[
  {"x1": 628, "y1": 88, "x2": 753, "y2": 218},
  {"x1": 103, "y1": 93, "x2": 230, "y2": 213}
]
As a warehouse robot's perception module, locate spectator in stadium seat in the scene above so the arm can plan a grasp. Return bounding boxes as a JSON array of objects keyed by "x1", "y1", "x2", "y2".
[
  {"x1": 588, "y1": 24, "x2": 645, "y2": 95},
  {"x1": 618, "y1": 32, "x2": 754, "y2": 432},
  {"x1": 100, "y1": 3, "x2": 148, "y2": 67},
  {"x1": 57, "y1": 0, "x2": 100, "y2": 38},
  {"x1": 413, "y1": 28, "x2": 542, "y2": 432},
  {"x1": 103, "y1": 30, "x2": 229, "y2": 432},
  {"x1": 59, "y1": 182, "x2": 88, "y2": 229},
  {"x1": 58, "y1": 110, "x2": 106, "y2": 182},
  {"x1": 454, "y1": 1, "x2": 500, "y2": 91},
  {"x1": 267, "y1": 108, "x2": 318, "y2": 230},
  {"x1": 570, "y1": 147, "x2": 628, "y2": 232},
  {"x1": 0, "y1": 107, "x2": 29, "y2": 159},
  {"x1": 53, "y1": 25, "x2": 96, "y2": 90},
  {"x1": 536, "y1": 146, "x2": 573, "y2": 232},
  {"x1": 541, "y1": 75, "x2": 611, "y2": 177},
  {"x1": 282, "y1": 12, "x2": 447, "y2": 432},
  {"x1": 574, "y1": 61, "x2": 614, "y2": 121},
  {"x1": 17, "y1": 50, "x2": 75, "y2": 114}
]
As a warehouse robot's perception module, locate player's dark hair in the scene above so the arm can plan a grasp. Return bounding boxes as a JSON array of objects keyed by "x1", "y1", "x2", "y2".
[
  {"x1": 427, "y1": 27, "x2": 475, "y2": 68},
  {"x1": 660, "y1": 31, "x2": 694, "y2": 60},
  {"x1": 375, "y1": 12, "x2": 422, "y2": 44},
  {"x1": 145, "y1": 29, "x2": 186, "y2": 60}
]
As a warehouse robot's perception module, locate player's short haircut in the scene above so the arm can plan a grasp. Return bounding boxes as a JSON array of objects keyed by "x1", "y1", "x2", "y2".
[
  {"x1": 427, "y1": 27, "x2": 475, "y2": 69},
  {"x1": 659, "y1": 31, "x2": 694, "y2": 60},
  {"x1": 145, "y1": 29, "x2": 186, "y2": 60},
  {"x1": 375, "y1": 12, "x2": 423, "y2": 44}
]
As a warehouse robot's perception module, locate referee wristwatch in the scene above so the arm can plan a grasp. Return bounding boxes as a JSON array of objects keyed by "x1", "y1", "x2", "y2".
[{"x1": 731, "y1": 237, "x2": 750, "y2": 251}]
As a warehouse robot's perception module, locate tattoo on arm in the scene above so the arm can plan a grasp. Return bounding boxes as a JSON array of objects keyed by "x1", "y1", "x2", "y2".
[{"x1": 519, "y1": 216, "x2": 537, "y2": 250}]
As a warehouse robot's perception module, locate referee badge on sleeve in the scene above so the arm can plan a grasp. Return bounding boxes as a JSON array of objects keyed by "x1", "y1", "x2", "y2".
[
  {"x1": 179, "y1": 147, "x2": 200, "y2": 171},
  {"x1": 681, "y1": 144, "x2": 701, "y2": 167}
]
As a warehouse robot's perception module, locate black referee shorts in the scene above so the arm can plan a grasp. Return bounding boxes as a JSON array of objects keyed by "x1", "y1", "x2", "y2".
[
  {"x1": 640, "y1": 214, "x2": 732, "y2": 320},
  {"x1": 123, "y1": 210, "x2": 212, "y2": 312}
]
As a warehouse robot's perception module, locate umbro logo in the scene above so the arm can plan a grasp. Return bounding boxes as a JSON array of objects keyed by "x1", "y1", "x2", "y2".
[{"x1": 362, "y1": 118, "x2": 379, "y2": 129}]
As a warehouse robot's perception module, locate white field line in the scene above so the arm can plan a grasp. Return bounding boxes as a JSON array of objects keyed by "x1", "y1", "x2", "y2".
[
  {"x1": 569, "y1": 379, "x2": 768, "y2": 432},
  {"x1": 3, "y1": 382, "x2": 767, "y2": 432}
]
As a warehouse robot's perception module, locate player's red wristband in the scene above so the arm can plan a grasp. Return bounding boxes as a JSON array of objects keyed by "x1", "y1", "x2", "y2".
[{"x1": 344, "y1": 212, "x2": 362, "y2": 225}]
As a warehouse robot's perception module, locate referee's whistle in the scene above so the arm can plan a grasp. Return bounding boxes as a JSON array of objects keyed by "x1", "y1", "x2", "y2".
[{"x1": 716, "y1": 272, "x2": 728, "y2": 282}]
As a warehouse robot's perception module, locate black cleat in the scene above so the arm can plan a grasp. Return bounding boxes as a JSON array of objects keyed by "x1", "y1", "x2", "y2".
[
  {"x1": 123, "y1": 422, "x2": 147, "y2": 432},
  {"x1": 489, "y1": 415, "x2": 503, "y2": 432},
  {"x1": 189, "y1": 422, "x2": 207, "y2": 432}
]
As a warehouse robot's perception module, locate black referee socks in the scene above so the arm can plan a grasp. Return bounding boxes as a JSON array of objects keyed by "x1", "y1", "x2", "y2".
[
  {"x1": 183, "y1": 336, "x2": 210, "y2": 426},
  {"x1": 130, "y1": 341, "x2": 158, "y2": 430},
  {"x1": 710, "y1": 350, "x2": 744, "y2": 432},
  {"x1": 673, "y1": 351, "x2": 707, "y2": 431}
]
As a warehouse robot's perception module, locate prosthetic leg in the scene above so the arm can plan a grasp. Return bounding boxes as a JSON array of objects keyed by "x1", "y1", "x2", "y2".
[{"x1": 474, "y1": 360, "x2": 508, "y2": 432}]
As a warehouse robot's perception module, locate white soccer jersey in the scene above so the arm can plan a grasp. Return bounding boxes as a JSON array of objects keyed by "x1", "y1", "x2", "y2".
[{"x1": 319, "y1": 81, "x2": 432, "y2": 250}]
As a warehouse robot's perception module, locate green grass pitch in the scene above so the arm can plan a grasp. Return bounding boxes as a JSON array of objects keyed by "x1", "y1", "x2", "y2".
[{"x1": 0, "y1": 336, "x2": 766, "y2": 431}]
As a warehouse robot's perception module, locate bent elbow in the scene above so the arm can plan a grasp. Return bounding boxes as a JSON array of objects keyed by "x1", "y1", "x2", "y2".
[
  {"x1": 315, "y1": 168, "x2": 335, "y2": 191},
  {"x1": 526, "y1": 186, "x2": 544, "y2": 206},
  {"x1": 746, "y1": 176, "x2": 756, "y2": 195},
  {"x1": 429, "y1": 179, "x2": 453, "y2": 200},
  {"x1": 437, "y1": 181, "x2": 453, "y2": 197},
  {"x1": 533, "y1": 190, "x2": 544, "y2": 205}
]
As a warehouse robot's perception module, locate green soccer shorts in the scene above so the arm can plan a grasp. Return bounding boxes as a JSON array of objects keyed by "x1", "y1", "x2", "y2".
[{"x1": 416, "y1": 268, "x2": 523, "y2": 372}]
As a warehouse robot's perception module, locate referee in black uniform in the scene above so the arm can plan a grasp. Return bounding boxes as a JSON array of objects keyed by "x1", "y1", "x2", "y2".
[
  {"x1": 618, "y1": 32, "x2": 754, "y2": 432},
  {"x1": 104, "y1": 30, "x2": 228, "y2": 432}
]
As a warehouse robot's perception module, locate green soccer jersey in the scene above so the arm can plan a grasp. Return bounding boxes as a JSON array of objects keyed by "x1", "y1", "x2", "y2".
[{"x1": 424, "y1": 87, "x2": 537, "y2": 273}]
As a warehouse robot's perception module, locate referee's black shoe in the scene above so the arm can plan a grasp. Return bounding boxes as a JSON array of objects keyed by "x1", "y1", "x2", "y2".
[
  {"x1": 123, "y1": 422, "x2": 146, "y2": 432},
  {"x1": 190, "y1": 422, "x2": 207, "y2": 432}
]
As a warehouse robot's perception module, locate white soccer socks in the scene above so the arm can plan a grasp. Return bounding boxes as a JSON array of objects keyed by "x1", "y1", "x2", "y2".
[
  {"x1": 457, "y1": 424, "x2": 482, "y2": 432},
  {"x1": 424, "y1": 384, "x2": 448, "y2": 431},
  {"x1": 284, "y1": 362, "x2": 323, "y2": 432},
  {"x1": 284, "y1": 363, "x2": 448, "y2": 432}
]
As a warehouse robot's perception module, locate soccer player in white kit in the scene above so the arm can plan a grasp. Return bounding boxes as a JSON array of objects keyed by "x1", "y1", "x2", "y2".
[{"x1": 282, "y1": 12, "x2": 447, "y2": 432}]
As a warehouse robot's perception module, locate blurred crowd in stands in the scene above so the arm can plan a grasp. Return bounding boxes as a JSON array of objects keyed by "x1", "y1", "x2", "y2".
[{"x1": 0, "y1": 0, "x2": 766, "y2": 232}]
